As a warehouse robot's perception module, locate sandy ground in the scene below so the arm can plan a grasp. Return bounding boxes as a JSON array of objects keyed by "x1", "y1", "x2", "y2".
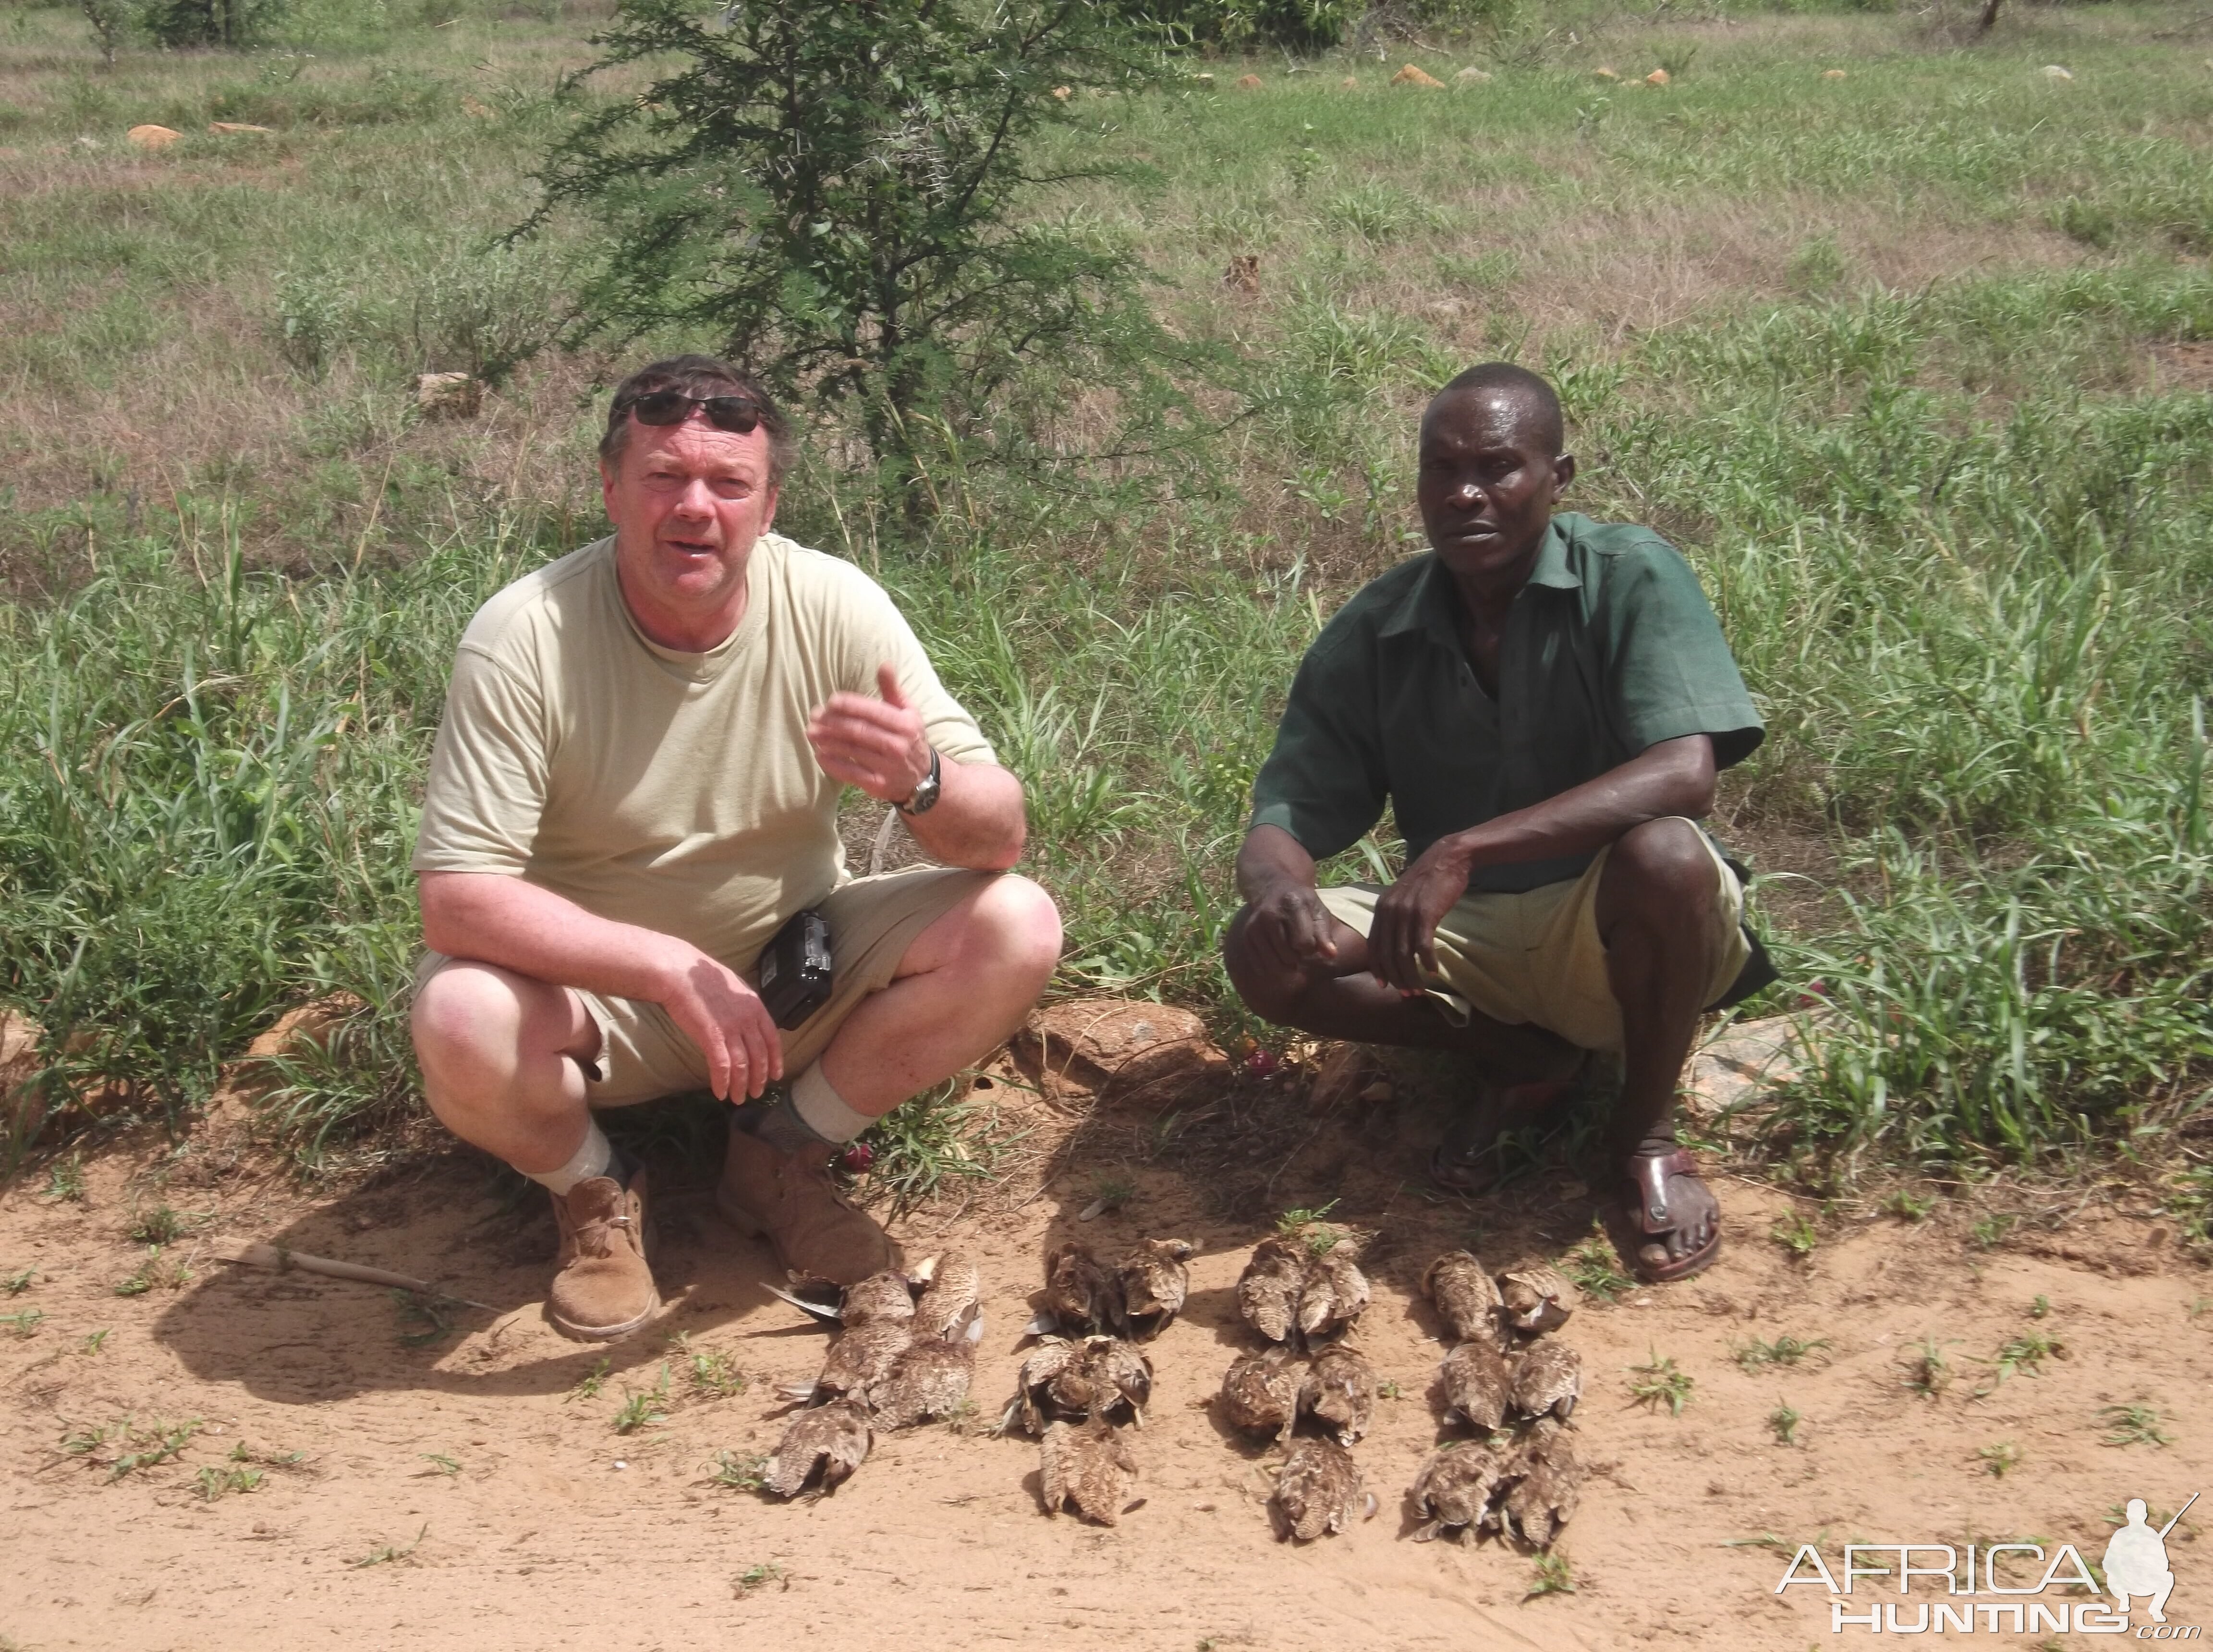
[{"x1": 4, "y1": 1045, "x2": 2210, "y2": 1652}]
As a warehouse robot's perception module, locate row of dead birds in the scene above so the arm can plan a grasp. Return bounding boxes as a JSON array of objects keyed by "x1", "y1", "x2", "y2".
[{"x1": 758, "y1": 1233, "x2": 1586, "y2": 1552}]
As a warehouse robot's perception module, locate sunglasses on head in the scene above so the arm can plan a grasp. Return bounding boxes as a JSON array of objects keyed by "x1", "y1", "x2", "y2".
[{"x1": 619, "y1": 388, "x2": 765, "y2": 434}]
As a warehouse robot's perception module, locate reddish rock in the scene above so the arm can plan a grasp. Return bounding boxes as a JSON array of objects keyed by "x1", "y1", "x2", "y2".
[{"x1": 1013, "y1": 998, "x2": 1228, "y2": 1109}]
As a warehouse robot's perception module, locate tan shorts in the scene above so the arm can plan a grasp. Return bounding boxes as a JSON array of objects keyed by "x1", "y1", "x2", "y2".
[
  {"x1": 414, "y1": 865, "x2": 994, "y2": 1107},
  {"x1": 1315, "y1": 820, "x2": 1748, "y2": 1053}
]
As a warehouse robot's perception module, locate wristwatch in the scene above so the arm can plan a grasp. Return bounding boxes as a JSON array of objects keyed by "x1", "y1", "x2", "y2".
[{"x1": 897, "y1": 746, "x2": 942, "y2": 816}]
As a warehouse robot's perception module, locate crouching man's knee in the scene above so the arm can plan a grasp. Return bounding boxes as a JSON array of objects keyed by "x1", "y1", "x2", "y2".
[
  {"x1": 409, "y1": 960, "x2": 584, "y2": 1105},
  {"x1": 1221, "y1": 904, "x2": 1310, "y2": 1027},
  {"x1": 965, "y1": 873, "x2": 1063, "y2": 998}
]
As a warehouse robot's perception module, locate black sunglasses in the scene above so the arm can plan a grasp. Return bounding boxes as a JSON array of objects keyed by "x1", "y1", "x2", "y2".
[{"x1": 619, "y1": 389, "x2": 765, "y2": 434}]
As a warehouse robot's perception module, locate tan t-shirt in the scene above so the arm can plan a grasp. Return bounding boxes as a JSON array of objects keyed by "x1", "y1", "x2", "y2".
[{"x1": 411, "y1": 533, "x2": 994, "y2": 968}]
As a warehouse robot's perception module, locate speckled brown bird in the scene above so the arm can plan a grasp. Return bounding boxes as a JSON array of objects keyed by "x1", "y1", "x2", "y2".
[
  {"x1": 909, "y1": 1251, "x2": 982, "y2": 1342},
  {"x1": 1409, "y1": 1439, "x2": 1511, "y2": 1543},
  {"x1": 1437, "y1": 1337, "x2": 1514, "y2": 1433},
  {"x1": 1508, "y1": 1338, "x2": 1582, "y2": 1422},
  {"x1": 1039, "y1": 1240, "x2": 1120, "y2": 1336},
  {"x1": 1296, "y1": 1342, "x2": 1375, "y2": 1446},
  {"x1": 808, "y1": 1316, "x2": 912, "y2": 1406},
  {"x1": 1496, "y1": 1263, "x2": 1576, "y2": 1337},
  {"x1": 1423, "y1": 1250, "x2": 1505, "y2": 1347},
  {"x1": 1005, "y1": 1333, "x2": 1153, "y2": 1435},
  {"x1": 1270, "y1": 1436, "x2": 1371, "y2": 1541},
  {"x1": 1237, "y1": 1234, "x2": 1307, "y2": 1344},
  {"x1": 1296, "y1": 1248, "x2": 1371, "y2": 1347},
  {"x1": 842, "y1": 1267, "x2": 922, "y2": 1325},
  {"x1": 1115, "y1": 1238, "x2": 1193, "y2": 1341},
  {"x1": 871, "y1": 1300, "x2": 983, "y2": 1430},
  {"x1": 1498, "y1": 1420, "x2": 1581, "y2": 1547},
  {"x1": 1218, "y1": 1346, "x2": 1304, "y2": 1443},
  {"x1": 1039, "y1": 1415, "x2": 1138, "y2": 1525},
  {"x1": 762, "y1": 1398, "x2": 873, "y2": 1498}
]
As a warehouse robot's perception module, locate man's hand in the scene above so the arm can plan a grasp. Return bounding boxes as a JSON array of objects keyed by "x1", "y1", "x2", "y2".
[
  {"x1": 1365, "y1": 839, "x2": 1472, "y2": 994},
  {"x1": 654, "y1": 940, "x2": 785, "y2": 1102},
  {"x1": 807, "y1": 664, "x2": 933, "y2": 804},
  {"x1": 1242, "y1": 882, "x2": 1340, "y2": 978}
]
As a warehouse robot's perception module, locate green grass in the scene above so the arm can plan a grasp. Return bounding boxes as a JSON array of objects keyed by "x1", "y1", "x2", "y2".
[
  {"x1": 2099, "y1": 1403, "x2": 2172, "y2": 1448},
  {"x1": 1627, "y1": 1348, "x2": 1693, "y2": 1416},
  {"x1": 1769, "y1": 1402, "x2": 1802, "y2": 1446},
  {"x1": 1734, "y1": 1334, "x2": 1830, "y2": 1373},
  {"x1": 611, "y1": 1364, "x2": 669, "y2": 1434},
  {"x1": 0, "y1": 3, "x2": 2207, "y2": 1197}
]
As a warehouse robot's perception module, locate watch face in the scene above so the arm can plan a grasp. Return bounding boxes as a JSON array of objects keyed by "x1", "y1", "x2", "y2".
[{"x1": 901, "y1": 750, "x2": 942, "y2": 814}]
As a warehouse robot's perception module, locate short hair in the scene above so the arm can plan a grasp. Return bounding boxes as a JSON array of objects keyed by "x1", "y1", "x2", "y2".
[
  {"x1": 598, "y1": 354, "x2": 797, "y2": 484},
  {"x1": 1428, "y1": 362, "x2": 1565, "y2": 455}
]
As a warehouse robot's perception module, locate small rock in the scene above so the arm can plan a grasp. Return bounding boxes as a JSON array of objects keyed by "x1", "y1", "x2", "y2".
[
  {"x1": 1453, "y1": 67, "x2": 1493, "y2": 85},
  {"x1": 126, "y1": 124, "x2": 182, "y2": 151},
  {"x1": 416, "y1": 371, "x2": 483, "y2": 419},
  {"x1": 1235, "y1": 73, "x2": 1263, "y2": 91},
  {"x1": 1645, "y1": 68, "x2": 1670, "y2": 86},
  {"x1": 2041, "y1": 64, "x2": 2072, "y2": 80},
  {"x1": 1013, "y1": 997, "x2": 1229, "y2": 1109},
  {"x1": 1391, "y1": 64, "x2": 1444, "y2": 89},
  {"x1": 1822, "y1": 69, "x2": 1847, "y2": 80},
  {"x1": 1051, "y1": 85, "x2": 1071, "y2": 101},
  {"x1": 207, "y1": 121, "x2": 274, "y2": 135},
  {"x1": 1194, "y1": 73, "x2": 1215, "y2": 88},
  {"x1": 1593, "y1": 66, "x2": 1619, "y2": 81}
]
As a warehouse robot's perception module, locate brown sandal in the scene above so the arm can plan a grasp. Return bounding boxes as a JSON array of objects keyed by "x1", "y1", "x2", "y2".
[{"x1": 1610, "y1": 1146, "x2": 1722, "y2": 1283}]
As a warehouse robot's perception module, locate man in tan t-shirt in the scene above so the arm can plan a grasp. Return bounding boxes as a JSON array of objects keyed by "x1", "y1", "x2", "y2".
[{"x1": 409, "y1": 354, "x2": 1061, "y2": 1341}]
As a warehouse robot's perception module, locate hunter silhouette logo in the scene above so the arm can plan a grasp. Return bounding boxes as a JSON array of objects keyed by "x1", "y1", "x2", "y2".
[
  {"x1": 2106, "y1": 1494, "x2": 2194, "y2": 1626},
  {"x1": 1774, "y1": 1490, "x2": 2200, "y2": 1636}
]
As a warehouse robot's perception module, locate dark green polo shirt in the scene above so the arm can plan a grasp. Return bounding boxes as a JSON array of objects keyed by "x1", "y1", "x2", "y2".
[{"x1": 1248, "y1": 512, "x2": 1763, "y2": 893}]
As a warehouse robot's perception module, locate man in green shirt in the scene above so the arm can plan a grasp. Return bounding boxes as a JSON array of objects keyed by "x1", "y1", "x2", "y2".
[{"x1": 1224, "y1": 363, "x2": 1768, "y2": 1283}]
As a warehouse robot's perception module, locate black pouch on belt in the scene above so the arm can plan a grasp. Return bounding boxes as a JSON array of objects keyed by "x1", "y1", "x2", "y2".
[{"x1": 757, "y1": 909, "x2": 834, "y2": 1029}]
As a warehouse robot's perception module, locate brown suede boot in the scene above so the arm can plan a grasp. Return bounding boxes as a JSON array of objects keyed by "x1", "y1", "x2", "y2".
[
  {"x1": 717, "y1": 1126, "x2": 900, "y2": 1287},
  {"x1": 547, "y1": 1168, "x2": 659, "y2": 1341}
]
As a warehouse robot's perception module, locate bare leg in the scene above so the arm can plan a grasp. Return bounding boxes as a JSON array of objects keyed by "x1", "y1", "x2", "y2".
[
  {"x1": 814, "y1": 873, "x2": 1062, "y2": 1116},
  {"x1": 1594, "y1": 817, "x2": 1727, "y2": 1272},
  {"x1": 1223, "y1": 908, "x2": 1579, "y2": 1079},
  {"x1": 411, "y1": 962, "x2": 603, "y2": 1175}
]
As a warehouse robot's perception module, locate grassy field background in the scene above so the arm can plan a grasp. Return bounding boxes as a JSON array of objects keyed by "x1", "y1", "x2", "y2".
[{"x1": 0, "y1": 0, "x2": 2209, "y2": 1214}]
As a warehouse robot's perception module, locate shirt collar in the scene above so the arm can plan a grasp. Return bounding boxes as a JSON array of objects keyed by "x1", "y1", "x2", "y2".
[{"x1": 1380, "y1": 522, "x2": 1580, "y2": 643}]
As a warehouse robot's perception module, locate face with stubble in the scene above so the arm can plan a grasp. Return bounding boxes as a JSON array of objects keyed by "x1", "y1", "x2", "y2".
[
  {"x1": 599, "y1": 413, "x2": 780, "y2": 650},
  {"x1": 1414, "y1": 388, "x2": 1575, "y2": 595}
]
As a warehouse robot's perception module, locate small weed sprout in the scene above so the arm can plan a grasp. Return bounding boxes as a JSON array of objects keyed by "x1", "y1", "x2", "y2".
[
  {"x1": 80, "y1": 1329, "x2": 110, "y2": 1355},
  {"x1": 1, "y1": 1309, "x2": 43, "y2": 1338},
  {"x1": 709, "y1": 1451, "x2": 766, "y2": 1492},
  {"x1": 196, "y1": 1464, "x2": 265, "y2": 1501},
  {"x1": 1903, "y1": 1338, "x2": 1958, "y2": 1399},
  {"x1": 3, "y1": 1268, "x2": 35, "y2": 1295},
  {"x1": 2029, "y1": 1295, "x2": 2052, "y2": 1319},
  {"x1": 1562, "y1": 1232, "x2": 1632, "y2": 1303},
  {"x1": 352, "y1": 1522, "x2": 428, "y2": 1568},
  {"x1": 1978, "y1": 1441, "x2": 2022, "y2": 1478},
  {"x1": 1628, "y1": 1349, "x2": 1693, "y2": 1416},
  {"x1": 683, "y1": 1346, "x2": 747, "y2": 1401},
  {"x1": 2100, "y1": 1405, "x2": 2172, "y2": 1449},
  {"x1": 1984, "y1": 1330, "x2": 2064, "y2": 1389},
  {"x1": 1769, "y1": 1403, "x2": 1802, "y2": 1446},
  {"x1": 1735, "y1": 1335, "x2": 1830, "y2": 1373},
  {"x1": 417, "y1": 1453, "x2": 462, "y2": 1478},
  {"x1": 114, "y1": 1247, "x2": 192, "y2": 1297},
  {"x1": 1882, "y1": 1190, "x2": 1931, "y2": 1222},
  {"x1": 733, "y1": 1561, "x2": 788, "y2": 1597},
  {"x1": 43, "y1": 1156, "x2": 86, "y2": 1204},
  {"x1": 1083, "y1": 1174, "x2": 1137, "y2": 1219},
  {"x1": 1969, "y1": 1213, "x2": 2016, "y2": 1251},
  {"x1": 568, "y1": 1357, "x2": 611, "y2": 1402},
  {"x1": 1770, "y1": 1211, "x2": 1819, "y2": 1260},
  {"x1": 62, "y1": 1415, "x2": 204, "y2": 1481},
  {"x1": 1276, "y1": 1200, "x2": 1342, "y2": 1255},
  {"x1": 612, "y1": 1364, "x2": 670, "y2": 1434},
  {"x1": 1526, "y1": 1550, "x2": 1576, "y2": 1597},
  {"x1": 1376, "y1": 1379, "x2": 1402, "y2": 1401},
  {"x1": 391, "y1": 1291, "x2": 453, "y2": 1348},
  {"x1": 128, "y1": 1204, "x2": 189, "y2": 1246}
]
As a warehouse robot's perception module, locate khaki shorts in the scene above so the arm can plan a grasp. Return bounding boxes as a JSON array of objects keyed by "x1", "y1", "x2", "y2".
[
  {"x1": 415, "y1": 865, "x2": 993, "y2": 1107},
  {"x1": 1315, "y1": 820, "x2": 1748, "y2": 1053}
]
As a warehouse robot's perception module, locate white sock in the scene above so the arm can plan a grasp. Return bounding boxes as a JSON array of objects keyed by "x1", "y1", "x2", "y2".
[
  {"x1": 789, "y1": 1063, "x2": 872, "y2": 1146},
  {"x1": 527, "y1": 1118, "x2": 613, "y2": 1195}
]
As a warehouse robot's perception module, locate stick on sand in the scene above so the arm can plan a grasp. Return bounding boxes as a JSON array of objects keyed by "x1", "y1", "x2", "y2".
[{"x1": 210, "y1": 1239, "x2": 498, "y2": 1313}]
